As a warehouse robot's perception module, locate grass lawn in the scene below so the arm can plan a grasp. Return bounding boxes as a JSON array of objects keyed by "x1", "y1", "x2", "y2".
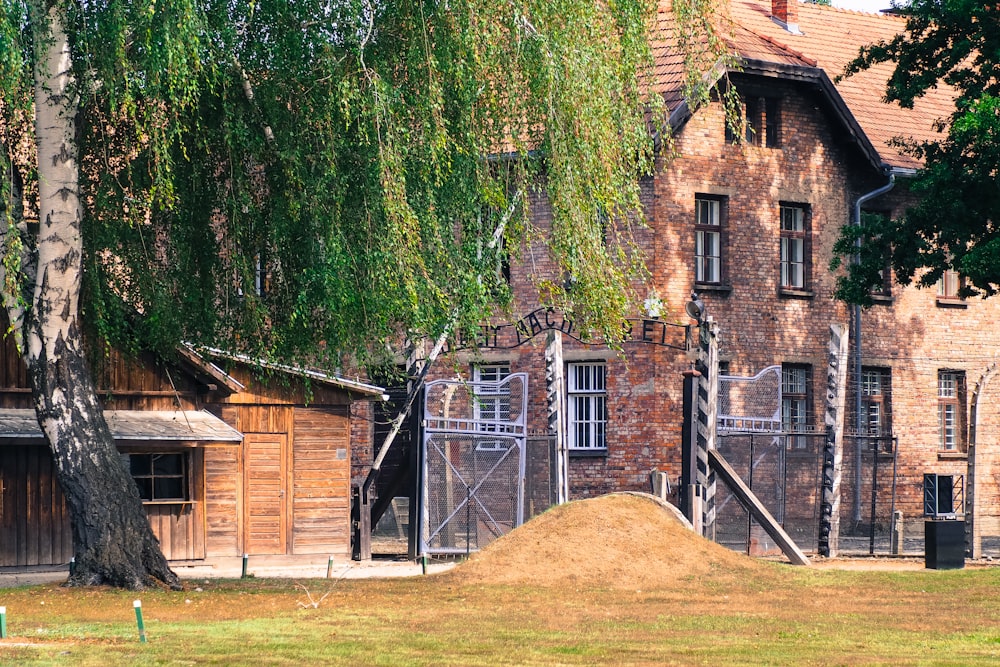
[{"x1": 1, "y1": 563, "x2": 999, "y2": 666}]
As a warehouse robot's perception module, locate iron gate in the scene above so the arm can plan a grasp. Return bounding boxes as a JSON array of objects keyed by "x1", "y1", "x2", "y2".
[
  {"x1": 839, "y1": 434, "x2": 900, "y2": 554},
  {"x1": 715, "y1": 366, "x2": 825, "y2": 555},
  {"x1": 419, "y1": 373, "x2": 528, "y2": 555},
  {"x1": 715, "y1": 432, "x2": 825, "y2": 555}
]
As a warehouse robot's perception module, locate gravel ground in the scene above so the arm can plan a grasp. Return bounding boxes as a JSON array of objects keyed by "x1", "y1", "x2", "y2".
[{"x1": 0, "y1": 557, "x2": 456, "y2": 588}]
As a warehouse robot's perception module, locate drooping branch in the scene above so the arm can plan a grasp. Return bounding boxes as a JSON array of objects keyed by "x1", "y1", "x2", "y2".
[
  {"x1": 361, "y1": 187, "x2": 523, "y2": 501},
  {"x1": 0, "y1": 147, "x2": 33, "y2": 350},
  {"x1": 236, "y1": 58, "x2": 275, "y2": 146}
]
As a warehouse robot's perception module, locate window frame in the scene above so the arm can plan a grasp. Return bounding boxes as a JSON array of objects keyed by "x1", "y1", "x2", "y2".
[
  {"x1": 726, "y1": 94, "x2": 780, "y2": 148},
  {"x1": 694, "y1": 195, "x2": 726, "y2": 286},
  {"x1": 124, "y1": 451, "x2": 190, "y2": 503},
  {"x1": 472, "y1": 362, "x2": 513, "y2": 451},
  {"x1": 781, "y1": 364, "x2": 811, "y2": 449},
  {"x1": 764, "y1": 97, "x2": 781, "y2": 148},
  {"x1": 779, "y1": 203, "x2": 810, "y2": 291},
  {"x1": 860, "y1": 367, "x2": 893, "y2": 440},
  {"x1": 567, "y1": 362, "x2": 607, "y2": 450},
  {"x1": 938, "y1": 370, "x2": 967, "y2": 452},
  {"x1": 937, "y1": 269, "x2": 964, "y2": 304},
  {"x1": 477, "y1": 205, "x2": 515, "y2": 287}
]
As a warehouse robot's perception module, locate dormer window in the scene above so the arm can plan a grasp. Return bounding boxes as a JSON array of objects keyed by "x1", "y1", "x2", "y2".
[{"x1": 726, "y1": 95, "x2": 781, "y2": 148}]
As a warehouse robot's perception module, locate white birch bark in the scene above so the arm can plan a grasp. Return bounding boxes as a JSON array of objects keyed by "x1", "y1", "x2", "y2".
[{"x1": 12, "y1": 3, "x2": 179, "y2": 589}]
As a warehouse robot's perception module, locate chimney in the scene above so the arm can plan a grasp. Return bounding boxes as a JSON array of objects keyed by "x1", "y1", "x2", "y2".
[{"x1": 772, "y1": 0, "x2": 800, "y2": 33}]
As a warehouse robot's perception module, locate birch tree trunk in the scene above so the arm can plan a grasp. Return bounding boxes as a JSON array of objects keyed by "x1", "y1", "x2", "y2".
[{"x1": 20, "y1": 3, "x2": 179, "y2": 590}]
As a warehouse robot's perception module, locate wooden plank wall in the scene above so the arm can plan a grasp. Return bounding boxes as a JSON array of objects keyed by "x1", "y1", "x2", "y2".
[
  {"x1": 145, "y1": 504, "x2": 205, "y2": 561},
  {"x1": 292, "y1": 407, "x2": 351, "y2": 557},
  {"x1": 141, "y1": 448, "x2": 207, "y2": 561},
  {"x1": 207, "y1": 405, "x2": 296, "y2": 557},
  {"x1": 204, "y1": 445, "x2": 242, "y2": 557},
  {"x1": 3, "y1": 444, "x2": 210, "y2": 566},
  {"x1": 0, "y1": 445, "x2": 72, "y2": 567},
  {"x1": 95, "y1": 348, "x2": 201, "y2": 411},
  {"x1": 0, "y1": 330, "x2": 32, "y2": 409},
  {"x1": 215, "y1": 404, "x2": 293, "y2": 436},
  {"x1": 207, "y1": 403, "x2": 353, "y2": 558},
  {"x1": 211, "y1": 366, "x2": 352, "y2": 407},
  {"x1": 0, "y1": 321, "x2": 202, "y2": 411}
]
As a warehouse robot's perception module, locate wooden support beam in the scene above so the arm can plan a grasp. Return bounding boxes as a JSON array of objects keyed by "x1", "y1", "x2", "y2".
[{"x1": 708, "y1": 448, "x2": 810, "y2": 566}]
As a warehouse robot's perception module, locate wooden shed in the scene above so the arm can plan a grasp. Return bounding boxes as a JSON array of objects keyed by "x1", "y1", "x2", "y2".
[{"x1": 0, "y1": 342, "x2": 383, "y2": 569}]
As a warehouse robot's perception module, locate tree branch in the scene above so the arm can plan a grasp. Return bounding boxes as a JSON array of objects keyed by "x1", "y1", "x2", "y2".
[{"x1": 235, "y1": 58, "x2": 275, "y2": 146}]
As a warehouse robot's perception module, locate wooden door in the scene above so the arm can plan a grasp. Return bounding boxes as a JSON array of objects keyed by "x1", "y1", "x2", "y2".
[{"x1": 243, "y1": 433, "x2": 288, "y2": 555}]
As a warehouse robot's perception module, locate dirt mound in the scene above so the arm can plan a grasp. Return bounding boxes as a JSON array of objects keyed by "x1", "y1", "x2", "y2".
[{"x1": 451, "y1": 492, "x2": 765, "y2": 588}]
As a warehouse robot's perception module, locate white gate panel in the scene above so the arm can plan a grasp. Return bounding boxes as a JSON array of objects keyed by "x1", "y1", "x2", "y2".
[{"x1": 420, "y1": 374, "x2": 528, "y2": 555}]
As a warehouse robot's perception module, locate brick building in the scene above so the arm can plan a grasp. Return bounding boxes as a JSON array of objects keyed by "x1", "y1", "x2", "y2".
[{"x1": 359, "y1": 1, "x2": 1000, "y2": 558}]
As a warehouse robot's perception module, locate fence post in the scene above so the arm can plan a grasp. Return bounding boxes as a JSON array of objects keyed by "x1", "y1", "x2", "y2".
[
  {"x1": 968, "y1": 363, "x2": 996, "y2": 560},
  {"x1": 545, "y1": 331, "x2": 568, "y2": 504},
  {"x1": 680, "y1": 368, "x2": 702, "y2": 525},
  {"x1": 695, "y1": 318, "x2": 719, "y2": 540},
  {"x1": 891, "y1": 510, "x2": 904, "y2": 555},
  {"x1": 819, "y1": 323, "x2": 849, "y2": 557},
  {"x1": 352, "y1": 484, "x2": 371, "y2": 561}
]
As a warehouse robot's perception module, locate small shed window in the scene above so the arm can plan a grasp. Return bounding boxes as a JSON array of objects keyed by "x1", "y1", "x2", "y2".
[{"x1": 125, "y1": 452, "x2": 189, "y2": 502}]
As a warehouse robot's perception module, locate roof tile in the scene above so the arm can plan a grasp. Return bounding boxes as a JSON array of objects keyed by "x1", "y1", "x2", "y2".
[{"x1": 654, "y1": 0, "x2": 955, "y2": 170}]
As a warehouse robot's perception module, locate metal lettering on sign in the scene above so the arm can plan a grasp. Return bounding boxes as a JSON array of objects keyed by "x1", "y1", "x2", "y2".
[{"x1": 442, "y1": 307, "x2": 690, "y2": 353}]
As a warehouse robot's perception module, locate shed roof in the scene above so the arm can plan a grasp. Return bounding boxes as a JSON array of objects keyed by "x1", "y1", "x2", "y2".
[
  {"x1": 197, "y1": 347, "x2": 387, "y2": 399},
  {"x1": 0, "y1": 409, "x2": 244, "y2": 444}
]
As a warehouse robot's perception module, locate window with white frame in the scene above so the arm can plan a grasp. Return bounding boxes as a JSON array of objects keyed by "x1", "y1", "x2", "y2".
[
  {"x1": 851, "y1": 367, "x2": 894, "y2": 454},
  {"x1": 695, "y1": 196, "x2": 724, "y2": 284},
  {"x1": 782, "y1": 364, "x2": 810, "y2": 449},
  {"x1": 780, "y1": 204, "x2": 809, "y2": 290},
  {"x1": 938, "y1": 370, "x2": 966, "y2": 451},
  {"x1": 473, "y1": 363, "x2": 512, "y2": 450},
  {"x1": 568, "y1": 362, "x2": 607, "y2": 449},
  {"x1": 861, "y1": 368, "x2": 892, "y2": 436}
]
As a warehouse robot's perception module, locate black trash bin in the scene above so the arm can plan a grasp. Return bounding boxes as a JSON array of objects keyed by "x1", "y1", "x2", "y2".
[{"x1": 925, "y1": 519, "x2": 965, "y2": 570}]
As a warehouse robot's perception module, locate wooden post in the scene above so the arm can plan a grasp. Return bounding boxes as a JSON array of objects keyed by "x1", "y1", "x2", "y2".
[
  {"x1": 819, "y1": 323, "x2": 849, "y2": 557},
  {"x1": 709, "y1": 449, "x2": 810, "y2": 566}
]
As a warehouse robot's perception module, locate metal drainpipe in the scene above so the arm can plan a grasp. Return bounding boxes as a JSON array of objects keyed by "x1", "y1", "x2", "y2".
[{"x1": 851, "y1": 172, "x2": 895, "y2": 526}]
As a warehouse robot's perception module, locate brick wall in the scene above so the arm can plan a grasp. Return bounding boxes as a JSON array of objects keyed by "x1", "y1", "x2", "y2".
[{"x1": 375, "y1": 72, "x2": 1000, "y2": 542}]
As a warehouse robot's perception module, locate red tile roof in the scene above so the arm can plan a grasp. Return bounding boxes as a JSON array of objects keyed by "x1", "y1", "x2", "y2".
[{"x1": 654, "y1": 0, "x2": 956, "y2": 171}]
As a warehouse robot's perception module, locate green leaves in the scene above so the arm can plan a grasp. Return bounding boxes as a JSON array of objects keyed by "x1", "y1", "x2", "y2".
[
  {"x1": 3, "y1": 0, "x2": 721, "y2": 369},
  {"x1": 837, "y1": 3, "x2": 1000, "y2": 302}
]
